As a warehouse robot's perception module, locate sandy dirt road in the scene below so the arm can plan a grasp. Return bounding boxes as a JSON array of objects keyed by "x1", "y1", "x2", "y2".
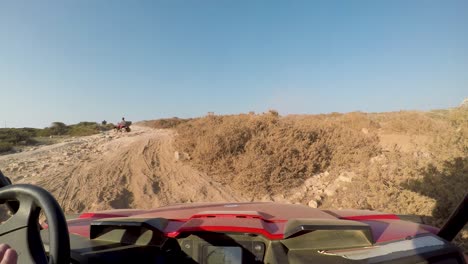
[{"x1": 0, "y1": 126, "x2": 247, "y2": 214}]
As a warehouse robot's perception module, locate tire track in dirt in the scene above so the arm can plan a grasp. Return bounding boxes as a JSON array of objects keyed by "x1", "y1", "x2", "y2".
[{"x1": 0, "y1": 126, "x2": 247, "y2": 214}]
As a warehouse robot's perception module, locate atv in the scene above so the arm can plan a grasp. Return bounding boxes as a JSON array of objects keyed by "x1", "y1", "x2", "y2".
[
  {"x1": 0, "y1": 170, "x2": 466, "y2": 264},
  {"x1": 115, "y1": 121, "x2": 132, "y2": 133}
]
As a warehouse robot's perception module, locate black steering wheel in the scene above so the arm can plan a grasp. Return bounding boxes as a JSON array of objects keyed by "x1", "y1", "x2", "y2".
[{"x1": 0, "y1": 184, "x2": 70, "y2": 264}]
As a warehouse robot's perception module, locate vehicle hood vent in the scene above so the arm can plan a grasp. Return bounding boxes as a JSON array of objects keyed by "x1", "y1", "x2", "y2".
[{"x1": 281, "y1": 219, "x2": 374, "y2": 250}]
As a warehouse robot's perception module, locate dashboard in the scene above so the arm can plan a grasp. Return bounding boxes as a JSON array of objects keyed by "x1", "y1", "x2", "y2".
[
  {"x1": 63, "y1": 231, "x2": 268, "y2": 263},
  {"x1": 39, "y1": 217, "x2": 466, "y2": 264},
  {"x1": 54, "y1": 229, "x2": 466, "y2": 264}
]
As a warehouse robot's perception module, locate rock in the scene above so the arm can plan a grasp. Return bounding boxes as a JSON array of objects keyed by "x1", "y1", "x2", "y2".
[
  {"x1": 313, "y1": 195, "x2": 322, "y2": 202},
  {"x1": 370, "y1": 154, "x2": 386, "y2": 164},
  {"x1": 41, "y1": 164, "x2": 49, "y2": 170},
  {"x1": 272, "y1": 194, "x2": 287, "y2": 202},
  {"x1": 324, "y1": 189, "x2": 333, "y2": 197},
  {"x1": 324, "y1": 184, "x2": 338, "y2": 197},
  {"x1": 308, "y1": 200, "x2": 318, "y2": 208},
  {"x1": 304, "y1": 177, "x2": 315, "y2": 188},
  {"x1": 289, "y1": 191, "x2": 304, "y2": 201},
  {"x1": 337, "y1": 171, "x2": 355, "y2": 183},
  {"x1": 337, "y1": 175, "x2": 352, "y2": 183},
  {"x1": 297, "y1": 185, "x2": 308, "y2": 194},
  {"x1": 174, "y1": 151, "x2": 191, "y2": 161},
  {"x1": 361, "y1": 128, "x2": 369, "y2": 134}
]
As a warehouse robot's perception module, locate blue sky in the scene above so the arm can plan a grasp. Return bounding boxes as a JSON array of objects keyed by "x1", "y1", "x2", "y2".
[{"x1": 1, "y1": 1, "x2": 467, "y2": 128}]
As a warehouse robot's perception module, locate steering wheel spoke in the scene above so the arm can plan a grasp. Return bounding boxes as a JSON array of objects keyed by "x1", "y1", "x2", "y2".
[{"x1": 0, "y1": 199, "x2": 38, "y2": 233}]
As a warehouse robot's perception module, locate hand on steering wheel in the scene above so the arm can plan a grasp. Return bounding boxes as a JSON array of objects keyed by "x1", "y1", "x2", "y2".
[{"x1": 0, "y1": 184, "x2": 70, "y2": 264}]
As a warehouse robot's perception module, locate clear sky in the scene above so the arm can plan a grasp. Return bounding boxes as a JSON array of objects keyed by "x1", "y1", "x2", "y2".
[{"x1": 1, "y1": 0, "x2": 467, "y2": 128}]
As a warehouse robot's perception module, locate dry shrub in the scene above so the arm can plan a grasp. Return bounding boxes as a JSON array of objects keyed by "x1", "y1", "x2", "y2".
[
  {"x1": 139, "y1": 118, "x2": 191, "y2": 129},
  {"x1": 320, "y1": 107, "x2": 468, "y2": 251},
  {"x1": 288, "y1": 112, "x2": 382, "y2": 138},
  {"x1": 375, "y1": 111, "x2": 452, "y2": 135},
  {"x1": 329, "y1": 112, "x2": 381, "y2": 132},
  {"x1": 168, "y1": 108, "x2": 467, "y2": 250},
  {"x1": 171, "y1": 108, "x2": 466, "y2": 201},
  {"x1": 324, "y1": 109, "x2": 467, "y2": 215},
  {"x1": 323, "y1": 149, "x2": 433, "y2": 213},
  {"x1": 175, "y1": 114, "x2": 380, "y2": 197}
]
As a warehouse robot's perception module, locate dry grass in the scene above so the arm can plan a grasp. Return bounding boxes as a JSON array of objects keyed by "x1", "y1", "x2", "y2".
[
  {"x1": 138, "y1": 118, "x2": 191, "y2": 129},
  {"x1": 147, "y1": 107, "x2": 467, "y2": 250},
  {"x1": 321, "y1": 108, "x2": 468, "y2": 251},
  {"x1": 174, "y1": 112, "x2": 380, "y2": 196}
]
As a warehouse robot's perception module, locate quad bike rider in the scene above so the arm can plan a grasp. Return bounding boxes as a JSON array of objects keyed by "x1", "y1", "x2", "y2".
[{"x1": 115, "y1": 117, "x2": 132, "y2": 132}]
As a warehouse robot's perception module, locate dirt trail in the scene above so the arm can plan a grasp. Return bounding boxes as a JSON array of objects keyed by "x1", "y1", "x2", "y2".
[
  {"x1": 0, "y1": 126, "x2": 247, "y2": 213},
  {"x1": 0, "y1": 126, "x2": 347, "y2": 214}
]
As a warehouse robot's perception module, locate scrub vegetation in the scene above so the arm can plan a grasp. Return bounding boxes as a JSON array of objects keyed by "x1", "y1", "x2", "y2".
[
  {"x1": 174, "y1": 112, "x2": 381, "y2": 196},
  {"x1": 146, "y1": 107, "x2": 468, "y2": 250},
  {"x1": 0, "y1": 122, "x2": 113, "y2": 154}
]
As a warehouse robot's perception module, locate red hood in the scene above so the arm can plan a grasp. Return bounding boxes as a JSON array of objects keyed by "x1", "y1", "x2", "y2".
[{"x1": 67, "y1": 202, "x2": 437, "y2": 244}]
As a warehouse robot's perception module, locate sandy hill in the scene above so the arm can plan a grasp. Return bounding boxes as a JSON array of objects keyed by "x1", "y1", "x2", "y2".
[
  {"x1": 0, "y1": 107, "x2": 466, "y2": 250},
  {"x1": 0, "y1": 126, "x2": 246, "y2": 213}
]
